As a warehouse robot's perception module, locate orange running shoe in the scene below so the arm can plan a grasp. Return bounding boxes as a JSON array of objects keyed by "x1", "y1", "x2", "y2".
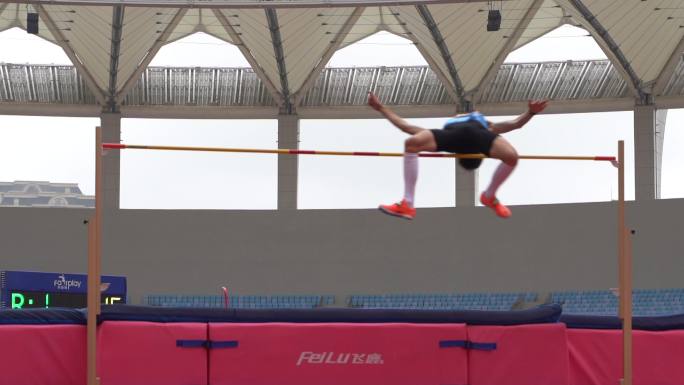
[
  {"x1": 378, "y1": 200, "x2": 416, "y2": 220},
  {"x1": 480, "y1": 192, "x2": 511, "y2": 218}
]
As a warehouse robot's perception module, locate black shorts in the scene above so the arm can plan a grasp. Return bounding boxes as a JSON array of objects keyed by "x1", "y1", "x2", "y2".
[{"x1": 430, "y1": 121, "x2": 498, "y2": 156}]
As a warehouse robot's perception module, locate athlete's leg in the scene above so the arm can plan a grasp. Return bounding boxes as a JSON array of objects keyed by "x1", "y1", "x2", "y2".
[
  {"x1": 379, "y1": 130, "x2": 437, "y2": 219},
  {"x1": 402, "y1": 130, "x2": 437, "y2": 206},
  {"x1": 485, "y1": 136, "x2": 518, "y2": 197},
  {"x1": 480, "y1": 137, "x2": 518, "y2": 218}
]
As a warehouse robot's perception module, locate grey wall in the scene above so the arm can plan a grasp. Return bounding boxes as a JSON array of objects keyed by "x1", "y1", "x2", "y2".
[{"x1": 1, "y1": 199, "x2": 682, "y2": 303}]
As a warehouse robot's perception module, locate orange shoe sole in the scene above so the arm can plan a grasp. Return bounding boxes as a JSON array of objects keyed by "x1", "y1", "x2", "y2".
[
  {"x1": 480, "y1": 193, "x2": 511, "y2": 218},
  {"x1": 378, "y1": 205, "x2": 415, "y2": 220}
]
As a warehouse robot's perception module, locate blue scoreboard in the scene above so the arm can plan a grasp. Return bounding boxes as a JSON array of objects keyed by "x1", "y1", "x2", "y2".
[{"x1": 0, "y1": 270, "x2": 127, "y2": 309}]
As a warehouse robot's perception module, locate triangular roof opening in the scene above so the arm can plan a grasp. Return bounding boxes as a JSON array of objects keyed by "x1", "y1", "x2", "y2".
[
  {"x1": 327, "y1": 30, "x2": 427, "y2": 68},
  {"x1": 150, "y1": 32, "x2": 250, "y2": 68},
  {"x1": 0, "y1": 27, "x2": 70, "y2": 65},
  {"x1": 506, "y1": 24, "x2": 607, "y2": 63}
]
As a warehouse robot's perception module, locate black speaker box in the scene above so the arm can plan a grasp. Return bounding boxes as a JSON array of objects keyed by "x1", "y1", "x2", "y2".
[
  {"x1": 487, "y1": 10, "x2": 501, "y2": 32},
  {"x1": 27, "y1": 13, "x2": 39, "y2": 35}
]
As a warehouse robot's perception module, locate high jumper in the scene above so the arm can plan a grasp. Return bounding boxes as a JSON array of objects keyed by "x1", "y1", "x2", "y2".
[{"x1": 368, "y1": 92, "x2": 547, "y2": 219}]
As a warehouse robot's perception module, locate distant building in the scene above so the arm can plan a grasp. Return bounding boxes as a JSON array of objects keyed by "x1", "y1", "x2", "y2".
[{"x1": 0, "y1": 181, "x2": 94, "y2": 208}]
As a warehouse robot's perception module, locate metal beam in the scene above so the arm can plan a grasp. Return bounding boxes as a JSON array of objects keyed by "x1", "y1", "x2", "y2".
[
  {"x1": 562, "y1": 0, "x2": 648, "y2": 103},
  {"x1": 123, "y1": 105, "x2": 280, "y2": 119},
  {"x1": 474, "y1": 0, "x2": 543, "y2": 104},
  {"x1": 37, "y1": 5, "x2": 108, "y2": 105},
  {"x1": 2, "y1": 94, "x2": 673, "y2": 119},
  {"x1": 655, "y1": 95, "x2": 684, "y2": 110},
  {"x1": 0, "y1": 102, "x2": 101, "y2": 117},
  {"x1": 107, "y1": 5, "x2": 125, "y2": 112},
  {"x1": 265, "y1": 7, "x2": 292, "y2": 113},
  {"x1": 415, "y1": 4, "x2": 469, "y2": 111},
  {"x1": 652, "y1": 36, "x2": 684, "y2": 96},
  {"x1": 292, "y1": 7, "x2": 365, "y2": 106},
  {"x1": 115, "y1": 8, "x2": 187, "y2": 104},
  {"x1": 212, "y1": 9, "x2": 284, "y2": 106},
  {"x1": 20, "y1": 1, "x2": 495, "y2": 9}
]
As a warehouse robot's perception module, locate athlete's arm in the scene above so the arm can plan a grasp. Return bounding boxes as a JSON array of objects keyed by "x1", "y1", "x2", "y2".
[
  {"x1": 368, "y1": 93, "x2": 425, "y2": 135},
  {"x1": 489, "y1": 100, "x2": 547, "y2": 134}
]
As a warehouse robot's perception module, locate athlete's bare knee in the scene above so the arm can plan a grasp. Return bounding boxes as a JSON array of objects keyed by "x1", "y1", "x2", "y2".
[{"x1": 502, "y1": 152, "x2": 518, "y2": 167}]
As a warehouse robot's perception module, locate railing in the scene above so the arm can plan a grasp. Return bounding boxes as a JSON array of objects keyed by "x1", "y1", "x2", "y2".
[
  {"x1": 480, "y1": 60, "x2": 629, "y2": 103},
  {"x1": 301, "y1": 66, "x2": 453, "y2": 106},
  {"x1": 123, "y1": 67, "x2": 277, "y2": 106},
  {"x1": 0, "y1": 64, "x2": 97, "y2": 104},
  {"x1": 2, "y1": 58, "x2": 681, "y2": 108}
]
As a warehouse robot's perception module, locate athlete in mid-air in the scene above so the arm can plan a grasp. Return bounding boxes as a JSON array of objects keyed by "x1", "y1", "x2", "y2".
[{"x1": 368, "y1": 92, "x2": 547, "y2": 219}]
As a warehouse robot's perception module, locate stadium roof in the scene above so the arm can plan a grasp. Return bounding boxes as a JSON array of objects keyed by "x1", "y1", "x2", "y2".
[{"x1": 0, "y1": 0, "x2": 682, "y2": 113}]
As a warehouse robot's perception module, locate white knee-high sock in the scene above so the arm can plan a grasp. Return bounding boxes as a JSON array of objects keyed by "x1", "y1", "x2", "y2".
[
  {"x1": 485, "y1": 162, "x2": 515, "y2": 198},
  {"x1": 403, "y1": 153, "x2": 418, "y2": 206}
]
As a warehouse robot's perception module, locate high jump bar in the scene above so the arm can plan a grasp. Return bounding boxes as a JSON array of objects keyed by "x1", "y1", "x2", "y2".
[
  {"x1": 102, "y1": 143, "x2": 616, "y2": 162},
  {"x1": 91, "y1": 138, "x2": 630, "y2": 385}
]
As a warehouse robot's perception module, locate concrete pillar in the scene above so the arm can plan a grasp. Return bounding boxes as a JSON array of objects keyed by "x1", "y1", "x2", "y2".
[
  {"x1": 456, "y1": 164, "x2": 477, "y2": 206},
  {"x1": 634, "y1": 105, "x2": 666, "y2": 200},
  {"x1": 100, "y1": 112, "x2": 121, "y2": 210},
  {"x1": 278, "y1": 114, "x2": 299, "y2": 209}
]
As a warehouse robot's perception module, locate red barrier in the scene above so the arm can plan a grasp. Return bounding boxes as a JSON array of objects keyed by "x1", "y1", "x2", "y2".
[
  {"x1": 568, "y1": 329, "x2": 684, "y2": 385},
  {"x1": 97, "y1": 321, "x2": 207, "y2": 385},
  {"x1": 0, "y1": 325, "x2": 86, "y2": 385},
  {"x1": 5, "y1": 320, "x2": 684, "y2": 385},
  {"x1": 209, "y1": 322, "x2": 468, "y2": 385},
  {"x1": 468, "y1": 323, "x2": 569, "y2": 385}
]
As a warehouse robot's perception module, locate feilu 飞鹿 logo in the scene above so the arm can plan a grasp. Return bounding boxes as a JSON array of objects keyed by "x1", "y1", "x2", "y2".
[{"x1": 296, "y1": 352, "x2": 384, "y2": 366}]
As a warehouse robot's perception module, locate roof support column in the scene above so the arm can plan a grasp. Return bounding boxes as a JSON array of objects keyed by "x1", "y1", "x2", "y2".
[
  {"x1": 456, "y1": 165, "x2": 477, "y2": 206},
  {"x1": 100, "y1": 112, "x2": 121, "y2": 210},
  {"x1": 278, "y1": 113, "x2": 299, "y2": 209},
  {"x1": 634, "y1": 105, "x2": 666, "y2": 200}
]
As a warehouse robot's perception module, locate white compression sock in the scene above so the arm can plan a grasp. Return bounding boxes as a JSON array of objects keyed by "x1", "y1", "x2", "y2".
[
  {"x1": 485, "y1": 162, "x2": 515, "y2": 198},
  {"x1": 403, "y1": 153, "x2": 418, "y2": 206}
]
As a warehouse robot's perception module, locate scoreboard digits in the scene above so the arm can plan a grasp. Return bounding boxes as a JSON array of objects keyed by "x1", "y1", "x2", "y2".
[
  {"x1": 10, "y1": 291, "x2": 124, "y2": 309},
  {"x1": 1, "y1": 271, "x2": 127, "y2": 309}
]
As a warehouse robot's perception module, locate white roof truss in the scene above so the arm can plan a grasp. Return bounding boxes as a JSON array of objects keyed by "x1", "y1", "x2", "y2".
[
  {"x1": 388, "y1": 6, "x2": 458, "y2": 102},
  {"x1": 265, "y1": 8, "x2": 290, "y2": 111},
  {"x1": 654, "y1": 36, "x2": 684, "y2": 97},
  {"x1": 474, "y1": 0, "x2": 545, "y2": 103},
  {"x1": 414, "y1": 4, "x2": 468, "y2": 109},
  {"x1": 556, "y1": 0, "x2": 648, "y2": 102},
  {"x1": 292, "y1": 7, "x2": 365, "y2": 105},
  {"x1": 213, "y1": 9, "x2": 283, "y2": 105},
  {"x1": 37, "y1": 4, "x2": 107, "y2": 104},
  {"x1": 115, "y1": 8, "x2": 188, "y2": 104},
  {"x1": 513, "y1": 0, "x2": 566, "y2": 50},
  {"x1": 3, "y1": 0, "x2": 683, "y2": 110}
]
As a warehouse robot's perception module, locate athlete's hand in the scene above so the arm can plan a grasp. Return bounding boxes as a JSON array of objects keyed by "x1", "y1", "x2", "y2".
[
  {"x1": 368, "y1": 92, "x2": 383, "y2": 111},
  {"x1": 528, "y1": 100, "x2": 547, "y2": 115}
]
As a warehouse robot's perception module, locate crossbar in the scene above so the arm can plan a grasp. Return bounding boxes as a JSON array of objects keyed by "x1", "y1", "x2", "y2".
[{"x1": 103, "y1": 143, "x2": 616, "y2": 162}]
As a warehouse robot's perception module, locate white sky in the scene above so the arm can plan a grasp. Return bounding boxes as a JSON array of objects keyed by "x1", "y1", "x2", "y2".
[{"x1": 0, "y1": 25, "x2": 681, "y2": 209}]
